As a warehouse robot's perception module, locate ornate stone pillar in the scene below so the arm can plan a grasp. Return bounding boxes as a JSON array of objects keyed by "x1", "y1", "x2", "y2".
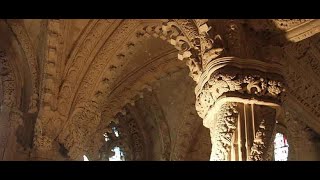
[
  {"x1": 195, "y1": 57, "x2": 285, "y2": 161},
  {"x1": 146, "y1": 19, "x2": 286, "y2": 161}
]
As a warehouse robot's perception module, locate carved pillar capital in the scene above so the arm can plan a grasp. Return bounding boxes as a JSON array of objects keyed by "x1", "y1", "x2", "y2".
[
  {"x1": 195, "y1": 57, "x2": 285, "y2": 122},
  {"x1": 194, "y1": 57, "x2": 285, "y2": 161},
  {"x1": 149, "y1": 19, "x2": 289, "y2": 161},
  {"x1": 144, "y1": 19, "x2": 224, "y2": 83}
]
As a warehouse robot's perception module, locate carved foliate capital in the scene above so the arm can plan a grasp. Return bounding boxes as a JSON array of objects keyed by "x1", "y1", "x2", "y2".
[
  {"x1": 195, "y1": 57, "x2": 285, "y2": 119},
  {"x1": 0, "y1": 50, "x2": 17, "y2": 108},
  {"x1": 166, "y1": 19, "x2": 224, "y2": 82},
  {"x1": 144, "y1": 19, "x2": 224, "y2": 82}
]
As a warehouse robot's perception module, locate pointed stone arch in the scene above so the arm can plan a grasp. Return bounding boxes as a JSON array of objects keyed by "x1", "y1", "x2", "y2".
[{"x1": 37, "y1": 19, "x2": 220, "y2": 159}]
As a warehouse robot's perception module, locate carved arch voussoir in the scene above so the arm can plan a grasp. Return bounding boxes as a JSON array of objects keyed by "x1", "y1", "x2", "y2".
[
  {"x1": 5, "y1": 20, "x2": 39, "y2": 113},
  {"x1": 0, "y1": 50, "x2": 17, "y2": 109},
  {"x1": 55, "y1": 19, "x2": 221, "y2": 158}
]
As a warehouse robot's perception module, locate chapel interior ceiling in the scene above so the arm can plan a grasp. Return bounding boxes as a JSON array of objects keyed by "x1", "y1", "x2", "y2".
[{"x1": 0, "y1": 19, "x2": 319, "y2": 160}]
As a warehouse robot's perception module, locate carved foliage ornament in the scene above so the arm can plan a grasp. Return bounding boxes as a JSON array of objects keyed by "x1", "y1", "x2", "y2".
[
  {"x1": 33, "y1": 117, "x2": 54, "y2": 151},
  {"x1": 5, "y1": 20, "x2": 39, "y2": 113},
  {"x1": 145, "y1": 19, "x2": 224, "y2": 82},
  {"x1": 249, "y1": 106, "x2": 276, "y2": 161},
  {"x1": 210, "y1": 102, "x2": 238, "y2": 161},
  {"x1": 59, "y1": 101, "x2": 102, "y2": 159},
  {"x1": 249, "y1": 120, "x2": 266, "y2": 161},
  {"x1": 0, "y1": 51, "x2": 16, "y2": 108},
  {"x1": 196, "y1": 67, "x2": 285, "y2": 119}
]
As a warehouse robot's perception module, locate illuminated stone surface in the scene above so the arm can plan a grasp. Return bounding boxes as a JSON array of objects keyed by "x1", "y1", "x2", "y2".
[{"x1": 0, "y1": 19, "x2": 319, "y2": 161}]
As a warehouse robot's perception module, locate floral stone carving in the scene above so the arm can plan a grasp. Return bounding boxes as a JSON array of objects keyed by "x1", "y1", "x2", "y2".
[{"x1": 196, "y1": 65, "x2": 285, "y2": 119}]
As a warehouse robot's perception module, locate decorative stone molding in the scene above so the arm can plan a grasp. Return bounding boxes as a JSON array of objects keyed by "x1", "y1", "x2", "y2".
[
  {"x1": 143, "y1": 19, "x2": 223, "y2": 82},
  {"x1": 39, "y1": 19, "x2": 60, "y2": 112},
  {"x1": 278, "y1": 19, "x2": 320, "y2": 42},
  {"x1": 53, "y1": 19, "x2": 223, "y2": 158},
  {"x1": 2, "y1": 19, "x2": 320, "y2": 161},
  {"x1": 283, "y1": 37, "x2": 320, "y2": 122},
  {"x1": 5, "y1": 20, "x2": 39, "y2": 113},
  {"x1": 272, "y1": 19, "x2": 312, "y2": 31},
  {"x1": 32, "y1": 19, "x2": 62, "y2": 148},
  {"x1": 245, "y1": 19, "x2": 318, "y2": 44},
  {"x1": 143, "y1": 93, "x2": 171, "y2": 160},
  {"x1": 58, "y1": 101, "x2": 102, "y2": 159},
  {"x1": 0, "y1": 106, "x2": 23, "y2": 157},
  {"x1": 57, "y1": 19, "x2": 124, "y2": 118},
  {"x1": 101, "y1": 50, "x2": 182, "y2": 120},
  {"x1": 0, "y1": 51, "x2": 19, "y2": 152},
  {"x1": 126, "y1": 117, "x2": 145, "y2": 160},
  {"x1": 33, "y1": 134, "x2": 53, "y2": 152},
  {"x1": 0, "y1": 50, "x2": 28, "y2": 159},
  {"x1": 0, "y1": 50, "x2": 17, "y2": 108}
]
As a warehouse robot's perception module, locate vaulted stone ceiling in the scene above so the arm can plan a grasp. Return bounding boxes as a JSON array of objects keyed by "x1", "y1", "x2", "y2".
[{"x1": 0, "y1": 19, "x2": 319, "y2": 160}]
